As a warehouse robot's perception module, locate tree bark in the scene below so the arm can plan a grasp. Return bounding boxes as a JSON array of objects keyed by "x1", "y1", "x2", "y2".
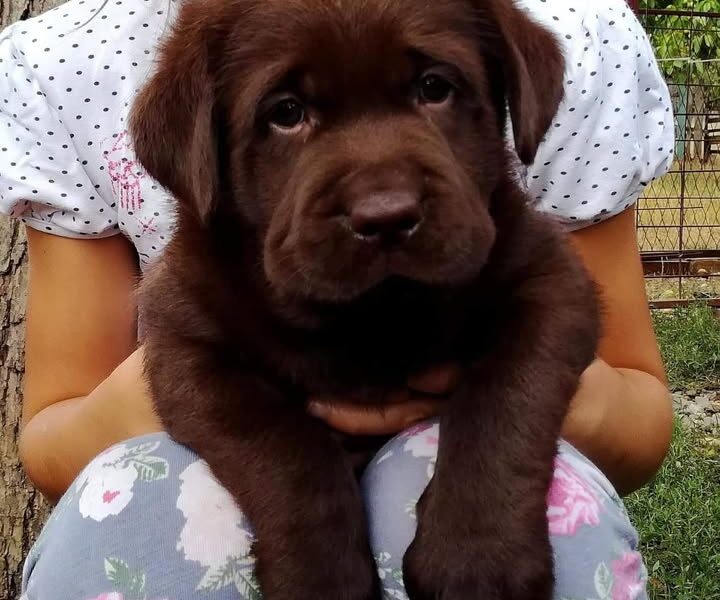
[{"x1": 1, "y1": 3, "x2": 62, "y2": 598}]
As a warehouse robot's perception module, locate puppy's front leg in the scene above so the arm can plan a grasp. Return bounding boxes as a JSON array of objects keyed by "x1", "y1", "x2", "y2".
[
  {"x1": 146, "y1": 348, "x2": 380, "y2": 600},
  {"x1": 403, "y1": 234, "x2": 599, "y2": 600}
]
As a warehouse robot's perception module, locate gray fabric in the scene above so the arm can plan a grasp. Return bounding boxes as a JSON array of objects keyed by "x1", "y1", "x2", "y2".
[{"x1": 22, "y1": 422, "x2": 647, "y2": 600}]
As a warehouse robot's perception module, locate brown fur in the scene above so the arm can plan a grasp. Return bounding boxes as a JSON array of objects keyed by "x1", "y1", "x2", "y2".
[{"x1": 130, "y1": 0, "x2": 599, "y2": 598}]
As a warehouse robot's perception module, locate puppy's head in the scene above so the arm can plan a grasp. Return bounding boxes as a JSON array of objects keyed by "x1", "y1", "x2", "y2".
[{"x1": 131, "y1": 0, "x2": 563, "y2": 306}]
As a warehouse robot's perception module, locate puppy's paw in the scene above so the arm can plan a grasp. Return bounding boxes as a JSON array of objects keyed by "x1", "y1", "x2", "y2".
[
  {"x1": 403, "y1": 538, "x2": 553, "y2": 600},
  {"x1": 326, "y1": 551, "x2": 383, "y2": 600},
  {"x1": 256, "y1": 538, "x2": 382, "y2": 600},
  {"x1": 402, "y1": 482, "x2": 553, "y2": 600}
]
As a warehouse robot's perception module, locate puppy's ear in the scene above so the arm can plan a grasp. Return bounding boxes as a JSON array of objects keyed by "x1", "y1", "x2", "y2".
[
  {"x1": 486, "y1": 0, "x2": 565, "y2": 165},
  {"x1": 130, "y1": 14, "x2": 218, "y2": 222}
]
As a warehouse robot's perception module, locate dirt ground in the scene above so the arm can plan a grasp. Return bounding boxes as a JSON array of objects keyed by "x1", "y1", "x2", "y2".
[{"x1": 672, "y1": 389, "x2": 720, "y2": 434}]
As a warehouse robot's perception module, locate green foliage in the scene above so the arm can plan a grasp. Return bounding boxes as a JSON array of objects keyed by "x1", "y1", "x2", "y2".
[
  {"x1": 197, "y1": 556, "x2": 261, "y2": 599},
  {"x1": 103, "y1": 558, "x2": 147, "y2": 600},
  {"x1": 652, "y1": 303, "x2": 720, "y2": 389},
  {"x1": 625, "y1": 422, "x2": 720, "y2": 599},
  {"x1": 640, "y1": 0, "x2": 720, "y2": 86},
  {"x1": 643, "y1": 0, "x2": 720, "y2": 10}
]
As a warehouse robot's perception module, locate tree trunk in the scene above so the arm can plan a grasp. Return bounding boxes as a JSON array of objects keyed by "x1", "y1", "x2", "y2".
[{"x1": 1, "y1": 3, "x2": 62, "y2": 598}]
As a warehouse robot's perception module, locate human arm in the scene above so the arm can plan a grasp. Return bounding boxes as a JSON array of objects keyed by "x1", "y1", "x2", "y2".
[
  {"x1": 20, "y1": 204, "x2": 669, "y2": 499},
  {"x1": 562, "y1": 208, "x2": 672, "y2": 495},
  {"x1": 19, "y1": 227, "x2": 162, "y2": 501}
]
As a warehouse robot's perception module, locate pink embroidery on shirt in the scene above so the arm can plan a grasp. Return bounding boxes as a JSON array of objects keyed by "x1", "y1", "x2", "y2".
[
  {"x1": 137, "y1": 216, "x2": 158, "y2": 235},
  {"x1": 104, "y1": 130, "x2": 144, "y2": 212}
]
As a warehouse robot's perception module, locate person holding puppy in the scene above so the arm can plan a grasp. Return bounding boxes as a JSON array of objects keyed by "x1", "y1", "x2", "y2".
[{"x1": 1, "y1": 0, "x2": 672, "y2": 598}]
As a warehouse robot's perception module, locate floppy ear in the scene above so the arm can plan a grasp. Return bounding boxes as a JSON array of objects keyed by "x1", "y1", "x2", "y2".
[
  {"x1": 487, "y1": 0, "x2": 565, "y2": 165},
  {"x1": 129, "y1": 15, "x2": 218, "y2": 222}
]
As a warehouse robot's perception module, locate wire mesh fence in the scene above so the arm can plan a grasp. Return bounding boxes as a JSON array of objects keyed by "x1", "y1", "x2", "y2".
[{"x1": 637, "y1": 8, "x2": 720, "y2": 305}]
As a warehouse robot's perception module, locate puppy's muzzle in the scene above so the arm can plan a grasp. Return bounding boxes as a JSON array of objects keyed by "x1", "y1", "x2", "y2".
[
  {"x1": 340, "y1": 161, "x2": 424, "y2": 247},
  {"x1": 350, "y1": 190, "x2": 422, "y2": 243}
]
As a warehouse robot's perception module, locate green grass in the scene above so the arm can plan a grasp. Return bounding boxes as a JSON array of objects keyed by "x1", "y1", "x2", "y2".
[
  {"x1": 621, "y1": 304, "x2": 720, "y2": 599},
  {"x1": 625, "y1": 423, "x2": 720, "y2": 600},
  {"x1": 652, "y1": 302, "x2": 720, "y2": 389}
]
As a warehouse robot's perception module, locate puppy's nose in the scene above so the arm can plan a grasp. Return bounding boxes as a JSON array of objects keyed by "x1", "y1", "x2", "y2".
[{"x1": 350, "y1": 192, "x2": 422, "y2": 241}]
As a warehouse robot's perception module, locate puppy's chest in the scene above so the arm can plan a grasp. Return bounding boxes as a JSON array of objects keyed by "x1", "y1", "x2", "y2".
[{"x1": 271, "y1": 290, "x2": 497, "y2": 401}]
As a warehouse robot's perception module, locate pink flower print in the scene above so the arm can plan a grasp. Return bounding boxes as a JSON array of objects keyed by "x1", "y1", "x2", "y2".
[
  {"x1": 402, "y1": 422, "x2": 439, "y2": 459},
  {"x1": 546, "y1": 456, "x2": 601, "y2": 536},
  {"x1": 88, "y1": 591, "x2": 169, "y2": 600},
  {"x1": 402, "y1": 422, "x2": 440, "y2": 480},
  {"x1": 400, "y1": 421, "x2": 436, "y2": 439},
  {"x1": 105, "y1": 131, "x2": 144, "y2": 212},
  {"x1": 176, "y1": 460, "x2": 255, "y2": 569},
  {"x1": 78, "y1": 463, "x2": 138, "y2": 522},
  {"x1": 103, "y1": 489, "x2": 121, "y2": 504},
  {"x1": 611, "y1": 552, "x2": 645, "y2": 600}
]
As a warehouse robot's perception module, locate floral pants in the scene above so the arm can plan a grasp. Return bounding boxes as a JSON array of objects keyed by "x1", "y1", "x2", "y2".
[{"x1": 21, "y1": 420, "x2": 647, "y2": 600}]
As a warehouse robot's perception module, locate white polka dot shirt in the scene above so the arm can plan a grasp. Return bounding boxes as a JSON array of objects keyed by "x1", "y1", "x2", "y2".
[{"x1": 0, "y1": 0, "x2": 674, "y2": 270}]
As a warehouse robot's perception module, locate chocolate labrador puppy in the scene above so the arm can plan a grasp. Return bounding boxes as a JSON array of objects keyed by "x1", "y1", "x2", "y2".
[{"x1": 130, "y1": 0, "x2": 599, "y2": 598}]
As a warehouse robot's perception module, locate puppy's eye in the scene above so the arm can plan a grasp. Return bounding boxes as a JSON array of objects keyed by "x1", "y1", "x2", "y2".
[
  {"x1": 268, "y1": 98, "x2": 305, "y2": 130},
  {"x1": 418, "y1": 74, "x2": 454, "y2": 104}
]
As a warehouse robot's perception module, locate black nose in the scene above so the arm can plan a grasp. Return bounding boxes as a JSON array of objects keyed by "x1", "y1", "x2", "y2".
[{"x1": 350, "y1": 192, "x2": 422, "y2": 241}]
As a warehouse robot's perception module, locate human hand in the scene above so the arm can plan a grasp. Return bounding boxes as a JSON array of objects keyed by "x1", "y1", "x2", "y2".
[
  {"x1": 307, "y1": 364, "x2": 460, "y2": 435},
  {"x1": 308, "y1": 359, "x2": 607, "y2": 440}
]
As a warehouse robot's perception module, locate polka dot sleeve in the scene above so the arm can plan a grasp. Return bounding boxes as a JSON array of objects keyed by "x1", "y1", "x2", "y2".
[
  {"x1": 523, "y1": 1, "x2": 674, "y2": 229},
  {"x1": 0, "y1": 30, "x2": 117, "y2": 238}
]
